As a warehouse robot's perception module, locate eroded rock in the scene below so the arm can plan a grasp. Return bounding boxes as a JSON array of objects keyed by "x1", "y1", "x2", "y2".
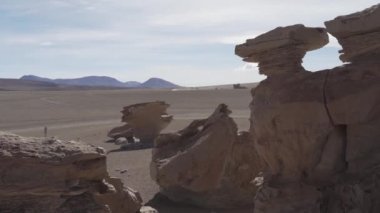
[
  {"x1": 235, "y1": 24, "x2": 328, "y2": 76},
  {"x1": 150, "y1": 104, "x2": 266, "y2": 208},
  {"x1": 108, "y1": 101, "x2": 172, "y2": 144},
  {"x1": 0, "y1": 132, "x2": 142, "y2": 213},
  {"x1": 235, "y1": 5, "x2": 380, "y2": 212},
  {"x1": 325, "y1": 3, "x2": 380, "y2": 62}
]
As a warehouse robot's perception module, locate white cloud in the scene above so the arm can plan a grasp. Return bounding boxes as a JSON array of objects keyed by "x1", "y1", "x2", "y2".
[
  {"x1": 217, "y1": 32, "x2": 262, "y2": 45},
  {"x1": 234, "y1": 63, "x2": 258, "y2": 73}
]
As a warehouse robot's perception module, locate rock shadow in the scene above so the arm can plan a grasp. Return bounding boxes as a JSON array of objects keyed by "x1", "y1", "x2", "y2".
[
  {"x1": 145, "y1": 193, "x2": 253, "y2": 213},
  {"x1": 106, "y1": 141, "x2": 154, "y2": 153}
]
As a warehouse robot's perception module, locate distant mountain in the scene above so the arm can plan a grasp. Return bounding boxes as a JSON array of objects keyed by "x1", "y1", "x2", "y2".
[
  {"x1": 124, "y1": 81, "x2": 141, "y2": 87},
  {"x1": 21, "y1": 75, "x2": 126, "y2": 88},
  {"x1": 141, "y1": 78, "x2": 179, "y2": 89},
  {"x1": 0, "y1": 78, "x2": 60, "y2": 91},
  {"x1": 54, "y1": 76, "x2": 127, "y2": 87},
  {"x1": 21, "y1": 75, "x2": 54, "y2": 83},
  {"x1": 20, "y1": 75, "x2": 180, "y2": 89}
]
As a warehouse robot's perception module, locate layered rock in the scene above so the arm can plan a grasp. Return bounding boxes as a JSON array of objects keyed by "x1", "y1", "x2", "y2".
[
  {"x1": 0, "y1": 132, "x2": 142, "y2": 213},
  {"x1": 235, "y1": 4, "x2": 380, "y2": 213},
  {"x1": 108, "y1": 101, "x2": 173, "y2": 144},
  {"x1": 150, "y1": 104, "x2": 266, "y2": 208},
  {"x1": 321, "y1": 5, "x2": 380, "y2": 212},
  {"x1": 325, "y1": 3, "x2": 380, "y2": 62},
  {"x1": 235, "y1": 24, "x2": 328, "y2": 76}
]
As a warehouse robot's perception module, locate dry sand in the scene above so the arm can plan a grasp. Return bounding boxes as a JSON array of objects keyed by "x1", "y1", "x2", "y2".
[{"x1": 0, "y1": 88, "x2": 254, "y2": 212}]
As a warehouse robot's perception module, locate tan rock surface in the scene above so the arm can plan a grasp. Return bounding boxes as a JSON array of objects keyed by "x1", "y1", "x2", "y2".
[
  {"x1": 151, "y1": 104, "x2": 266, "y2": 208},
  {"x1": 325, "y1": 60, "x2": 380, "y2": 176},
  {"x1": 0, "y1": 131, "x2": 142, "y2": 213},
  {"x1": 248, "y1": 60, "x2": 380, "y2": 212},
  {"x1": 249, "y1": 70, "x2": 346, "y2": 183}
]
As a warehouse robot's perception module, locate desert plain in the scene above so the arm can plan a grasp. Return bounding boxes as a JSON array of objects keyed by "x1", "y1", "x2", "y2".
[{"x1": 0, "y1": 87, "x2": 255, "y2": 212}]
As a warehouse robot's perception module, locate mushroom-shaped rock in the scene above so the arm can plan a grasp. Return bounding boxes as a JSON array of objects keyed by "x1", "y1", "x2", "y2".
[
  {"x1": 0, "y1": 131, "x2": 142, "y2": 213},
  {"x1": 325, "y1": 3, "x2": 380, "y2": 62},
  {"x1": 235, "y1": 24, "x2": 328, "y2": 76},
  {"x1": 108, "y1": 101, "x2": 173, "y2": 144},
  {"x1": 150, "y1": 104, "x2": 266, "y2": 208}
]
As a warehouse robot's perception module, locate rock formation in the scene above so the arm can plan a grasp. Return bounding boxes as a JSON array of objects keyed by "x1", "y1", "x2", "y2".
[
  {"x1": 235, "y1": 24, "x2": 329, "y2": 76},
  {"x1": 321, "y1": 5, "x2": 380, "y2": 212},
  {"x1": 324, "y1": 4, "x2": 380, "y2": 62},
  {"x1": 150, "y1": 104, "x2": 266, "y2": 208},
  {"x1": 235, "y1": 3, "x2": 380, "y2": 213},
  {"x1": 0, "y1": 131, "x2": 142, "y2": 213},
  {"x1": 108, "y1": 101, "x2": 173, "y2": 144}
]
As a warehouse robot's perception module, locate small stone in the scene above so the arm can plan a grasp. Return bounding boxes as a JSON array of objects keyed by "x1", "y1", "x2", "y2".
[
  {"x1": 115, "y1": 137, "x2": 127, "y2": 145},
  {"x1": 140, "y1": 206, "x2": 159, "y2": 213}
]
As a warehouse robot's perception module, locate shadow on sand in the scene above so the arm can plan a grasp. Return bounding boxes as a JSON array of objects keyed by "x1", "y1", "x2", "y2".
[
  {"x1": 106, "y1": 141, "x2": 154, "y2": 153},
  {"x1": 145, "y1": 193, "x2": 253, "y2": 213}
]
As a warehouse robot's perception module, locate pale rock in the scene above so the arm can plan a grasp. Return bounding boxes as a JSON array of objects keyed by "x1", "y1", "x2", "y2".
[
  {"x1": 140, "y1": 206, "x2": 159, "y2": 213},
  {"x1": 115, "y1": 137, "x2": 128, "y2": 145},
  {"x1": 0, "y1": 132, "x2": 142, "y2": 213}
]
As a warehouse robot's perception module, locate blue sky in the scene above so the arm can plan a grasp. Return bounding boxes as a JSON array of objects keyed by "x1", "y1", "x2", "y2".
[{"x1": 0, "y1": 0, "x2": 378, "y2": 86}]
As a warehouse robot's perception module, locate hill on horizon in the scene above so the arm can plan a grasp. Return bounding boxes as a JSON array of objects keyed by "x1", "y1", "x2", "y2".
[
  {"x1": 20, "y1": 75, "x2": 180, "y2": 89},
  {"x1": 0, "y1": 79, "x2": 60, "y2": 91}
]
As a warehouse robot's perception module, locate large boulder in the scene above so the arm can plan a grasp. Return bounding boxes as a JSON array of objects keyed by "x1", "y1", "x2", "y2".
[
  {"x1": 108, "y1": 101, "x2": 173, "y2": 144},
  {"x1": 150, "y1": 104, "x2": 266, "y2": 208},
  {"x1": 0, "y1": 132, "x2": 142, "y2": 213}
]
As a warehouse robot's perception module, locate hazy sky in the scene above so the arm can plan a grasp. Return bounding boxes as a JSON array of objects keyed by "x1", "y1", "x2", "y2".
[{"x1": 0, "y1": 0, "x2": 378, "y2": 86}]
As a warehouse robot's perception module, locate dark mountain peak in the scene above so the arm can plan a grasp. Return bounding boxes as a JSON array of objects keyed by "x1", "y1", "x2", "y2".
[
  {"x1": 124, "y1": 81, "x2": 141, "y2": 87},
  {"x1": 141, "y1": 78, "x2": 179, "y2": 89},
  {"x1": 20, "y1": 75, "x2": 53, "y2": 82}
]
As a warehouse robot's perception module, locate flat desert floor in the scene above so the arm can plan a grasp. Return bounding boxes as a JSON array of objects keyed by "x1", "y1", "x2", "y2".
[{"x1": 0, "y1": 88, "x2": 254, "y2": 213}]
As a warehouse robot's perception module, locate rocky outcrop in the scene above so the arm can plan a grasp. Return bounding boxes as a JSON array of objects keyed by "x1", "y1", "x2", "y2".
[
  {"x1": 150, "y1": 104, "x2": 266, "y2": 208},
  {"x1": 0, "y1": 132, "x2": 142, "y2": 213},
  {"x1": 237, "y1": 24, "x2": 332, "y2": 182},
  {"x1": 108, "y1": 101, "x2": 173, "y2": 144},
  {"x1": 235, "y1": 4, "x2": 380, "y2": 213},
  {"x1": 325, "y1": 3, "x2": 380, "y2": 62},
  {"x1": 235, "y1": 24, "x2": 328, "y2": 76}
]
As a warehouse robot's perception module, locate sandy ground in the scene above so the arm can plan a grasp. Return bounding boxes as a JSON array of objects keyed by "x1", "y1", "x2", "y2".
[{"x1": 0, "y1": 88, "x2": 254, "y2": 212}]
